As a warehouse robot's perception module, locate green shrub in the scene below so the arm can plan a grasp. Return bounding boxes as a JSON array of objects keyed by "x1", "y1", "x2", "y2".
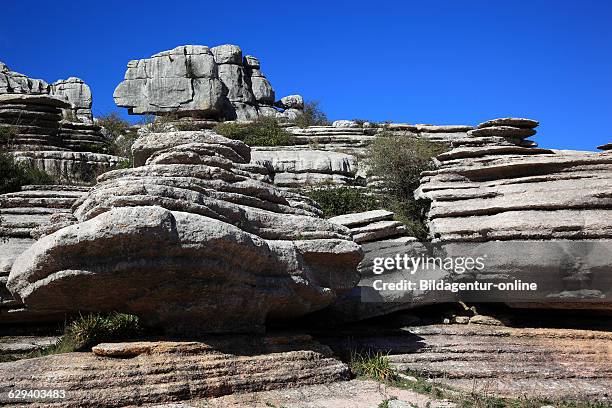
[
  {"x1": 350, "y1": 350, "x2": 396, "y2": 382},
  {"x1": 97, "y1": 113, "x2": 138, "y2": 163},
  {"x1": 294, "y1": 101, "x2": 330, "y2": 128},
  {"x1": 0, "y1": 125, "x2": 18, "y2": 147},
  {"x1": 0, "y1": 152, "x2": 56, "y2": 194},
  {"x1": 365, "y1": 133, "x2": 448, "y2": 239},
  {"x1": 305, "y1": 187, "x2": 379, "y2": 218},
  {"x1": 214, "y1": 116, "x2": 294, "y2": 146},
  {"x1": 35, "y1": 313, "x2": 143, "y2": 356}
]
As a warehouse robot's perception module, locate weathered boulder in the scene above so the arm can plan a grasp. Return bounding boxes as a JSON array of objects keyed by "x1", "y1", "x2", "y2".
[
  {"x1": 476, "y1": 117, "x2": 539, "y2": 129},
  {"x1": 50, "y1": 77, "x2": 94, "y2": 123},
  {"x1": 333, "y1": 120, "x2": 360, "y2": 128},
  {"x1": 6, "y1": 132, "x2": 362, "y2": 334},
  {"x1": 275, "y1": 94, "x2": 304, "y2": 110},
  {"x1": 114, "y1": 45, "x2": 302, "y2": 122},
  {"x1": 0, "y1": 62, "x2": 94, "y2": 123},
  {"x1": 0, "y1": 185, "x2": 89, "y2": 323}
]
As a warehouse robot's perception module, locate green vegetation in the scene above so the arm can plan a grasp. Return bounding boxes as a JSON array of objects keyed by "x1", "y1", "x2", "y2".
[
  {"x1": 96, "y1": 112, "x2": 138, "y2": 166},
  {"x1": 365, "y1": 133, "x2": 448, "y2": 239},
  {"x1": 0, "y1": 125, "x2": 19, "y2": 146},
  {"x1": 214, "y1": 116, "x2": 294, "y2": 146},
  {"x1": 348, "y1": 354, "x2": 607, "y2": 408},
  {"x1": 350, "y1": 350, "x2": 397, "y2": 382},
  {"x1": 33, "y1": 313, "x2": 142, "y2": 356},
  {"x1": 294, "y1": 100, "x2": 330, "y2": 128},
  {"x1": 377, "y1": 397, "x2": 399, "y2": 408},
  {"x1": 0, "y1": 151, "x2": 56, "y2": 194},
  {"x1": 305, "y1": 187, "x2": 379, "y2": 217}
]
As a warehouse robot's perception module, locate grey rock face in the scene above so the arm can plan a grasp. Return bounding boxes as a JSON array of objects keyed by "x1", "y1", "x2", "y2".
[
  {"x1": 468, "y1": 126, "x2": 536, "y2": 138},
  {"x1": 7, "y1": 131, "x2": 362, "y2": 334},
  {"x1": 114, "y1": 45, "x2": 303, "y2": 122},
  {"x1": 0, "y1": 185, "x2": 88, "y2": 323},
  {"x1": 477, "y1": 117, "x2": 539, "y2": 129},
  {"x1": 50, "y1": 77, "x2": 93, "y2": 123},
  {"x1": 251, "y1": 149, "x2": 358, "y2": 187},
  {"x1": 0, "y1": 62, "x2": 94, "y2": 123},
  {"x1": 275, "y1": 94, "x2": 304, "y2": 110},
  {"x1": 333, "y1": 120, "x2": 360, "y2": 128}
]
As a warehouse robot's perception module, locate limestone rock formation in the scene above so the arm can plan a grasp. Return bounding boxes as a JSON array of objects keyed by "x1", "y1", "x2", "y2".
[
  {"x1": 598, "y1": 142, "x2": 612, "y2": 151},
  {"x1": 50, "y1": 77, "x2": 93, "y2": 124},
  {"x1": 0, "y1": 62, "x2": 94, "y2": 123},
  {"x1": 113, "y1": 45, "x2": 303, "y2": 122},
  {"x1": 0, "y1": 185, "x2": 89, "y2": 323},
  {"x1": 6, "y1": 131, "x2": 362, "y2": 333},
  {"x1": 0, "y1": 335, "x2": 350, "y2": 407},
  {"x1": 251, "y1": 149, "x2": 359, "y2": 187},
  {"x1": 468, "y1": 116, "x2": 538, "y2": 138},
  {"x1": 0, "y1": 94, "x2": 124, "y2": 182},
  {"x1": 323, "y1": 324, "x2": 612, "y2": 403},
  {"x1": 329, "y1": 210, "x2": 412, "y2": 244}
]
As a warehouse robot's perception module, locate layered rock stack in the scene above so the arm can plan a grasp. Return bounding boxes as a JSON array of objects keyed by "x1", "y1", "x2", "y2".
[
  {"x1": 416, "y1": 117, "x2": 612, "y2": 242},
  {"x1": 466, "y1": 117, "x2": 539, "y2": 147},
  {"x1": 6, "y1": 130, "x2": 362, "y2": 333},
  {"x1": 0, "y1": 185, "x2": 89, "y2": 322},
  {"x1": 113, "y1": 44, "x2": 304, "y2": 122},
  {"x1": 0, "y1": 94, "x2": 67, "y2": 150},
  {"x1": 0, "y1": 94, "x2": 123, "y2": 182},
  {"x1": 0, "y1": 62, "x2": 94, "y2": 123},
  {"x1": 329, "y1": 210, "x2": 412, "y2": 244},
  {"x1": 251, "y1": 148, "x2": 360, "y2": 187}
]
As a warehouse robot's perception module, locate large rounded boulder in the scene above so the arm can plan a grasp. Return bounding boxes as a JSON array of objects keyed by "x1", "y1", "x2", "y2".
[{"x1": 7, "y1": 131, "x2": 362, "y2": 334}]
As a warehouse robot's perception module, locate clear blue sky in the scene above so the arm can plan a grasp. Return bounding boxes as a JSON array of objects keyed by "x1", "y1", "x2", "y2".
[{"x1": 1, "y1": 0, "x2": 611, "y2": 151}]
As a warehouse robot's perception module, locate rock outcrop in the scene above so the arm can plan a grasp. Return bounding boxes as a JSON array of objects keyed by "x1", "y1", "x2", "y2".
[
  {"x1": 0, "y1": 62, "x2": 94, "y2": 123},
  {"x1": 0, "y1": 334, "x2": 350, "y2": 407},
  {"x1": 323, "y1": 324, "x2": 612, "y2": 403},
  {"x1": 113, "y1": 45, "x2": 303, "y2": 122},
  {"x1": 6, "y1": 131, "x2": 362, "y2": 333},
  {"x1": 0, "y1": 185, "x2": 88, "y2": 322},
  {"x1": 251, "y1": 148, "x2": 360, "y2": 187},
  {"x1": 329, "y1": 210, "x2": 412, "y2": 244},
  {"x1": 0, "y1": 94, "x2": 123, "y2": 182},
  {"x1": 417, "y1": 118, "x2": 611, "y2": 242}
]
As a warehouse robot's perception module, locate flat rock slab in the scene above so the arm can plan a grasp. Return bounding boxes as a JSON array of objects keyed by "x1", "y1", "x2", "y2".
[
  {"x1": 137, "y1": 379, "x2": 442, "y2": 408},
  {"x1": 468, "y1": 126, "x2": 536, "y2": 138},
  {"x1": 0, "y1": 335, "x2": 350, "y2": 407},
  {"x1": 329, "y1": 209, "x2": 394, "y2": 227},
  {"x1": 598, "y1": 142, "x2": 612, "y2": 151},
  {"x1": 322, "y1": 325, "x2": 612, "y2": 403},
  {"x1": 477, "y1": 117, "x2": 539, "y2": 129}
]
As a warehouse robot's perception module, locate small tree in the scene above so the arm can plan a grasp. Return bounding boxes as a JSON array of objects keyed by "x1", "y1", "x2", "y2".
[
  {"x1": 97, "y1": 113, "x2": 138, "y2": 165},
  {"x1": 294, "y1": 101, "x2": 330, "y2": 128},
  {"x1": 366, "y1": 133, "x2": 447, "y2": 239}
]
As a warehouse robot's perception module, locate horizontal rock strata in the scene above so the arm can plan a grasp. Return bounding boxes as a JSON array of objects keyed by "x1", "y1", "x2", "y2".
[
  {"x1": 324, "y1": 325, "x2": 612, "y2": 403},
  {"x1": 0, "y1": 335, "x2": 350, "y2": 407},
  {"x1": 1, "y1": 62, "x2": 94, "y2": 123},
  {"x1": 251, "y1": 149, "x2": 359, "y2": 187},
  {"x1": 0, "y1": 185, "x2": 88, "y2": 322},
  {"x1": 6, "y1": 131, "x2": 362, "y2": 333}
]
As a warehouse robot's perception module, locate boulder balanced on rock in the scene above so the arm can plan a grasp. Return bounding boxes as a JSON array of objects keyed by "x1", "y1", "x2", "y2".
[
  {"x1": 114, "y1": 44, "x2": 304, "y2": 122},
  {"x1": 6, "y1": 131, "x2": 362, "y2": 334}
]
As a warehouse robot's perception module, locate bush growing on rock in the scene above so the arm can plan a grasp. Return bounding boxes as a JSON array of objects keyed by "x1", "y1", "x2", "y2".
[
  {"x1": 97, "y1": 112, "x2": 138, "y2": 166},
  {"x1": 214, "y1": 116, "x2": 295, "y2": 146},
  {"x1": 0, "y1": 151, "x2": 56, "y2": 194},
  {"x1": 366, "y1": 134, "x2": 448, "y2": 239},
  {"x1": 35, "y1": 313, "x2": 143, "y2": 355},
  {"x1": 305, "y1": 187, "x2": 379, "y2": 217},
  {"x1": 295, "y1": 101, "x2": 330, "y2": 128}
]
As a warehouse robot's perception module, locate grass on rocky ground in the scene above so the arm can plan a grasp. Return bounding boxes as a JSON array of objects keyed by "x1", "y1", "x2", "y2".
[
  {"x1": 214, "y1": 116, "x2": 295, "y2": 146},
  {"x1": 349, "y1": 350, "x2": 608, "y2": 408},
  {"x1": 305, "y1": 187, "x2": 380, "y2": 217},
  {"x1": 30, "y1": 313, "x2": 143, "y2": 357}
]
